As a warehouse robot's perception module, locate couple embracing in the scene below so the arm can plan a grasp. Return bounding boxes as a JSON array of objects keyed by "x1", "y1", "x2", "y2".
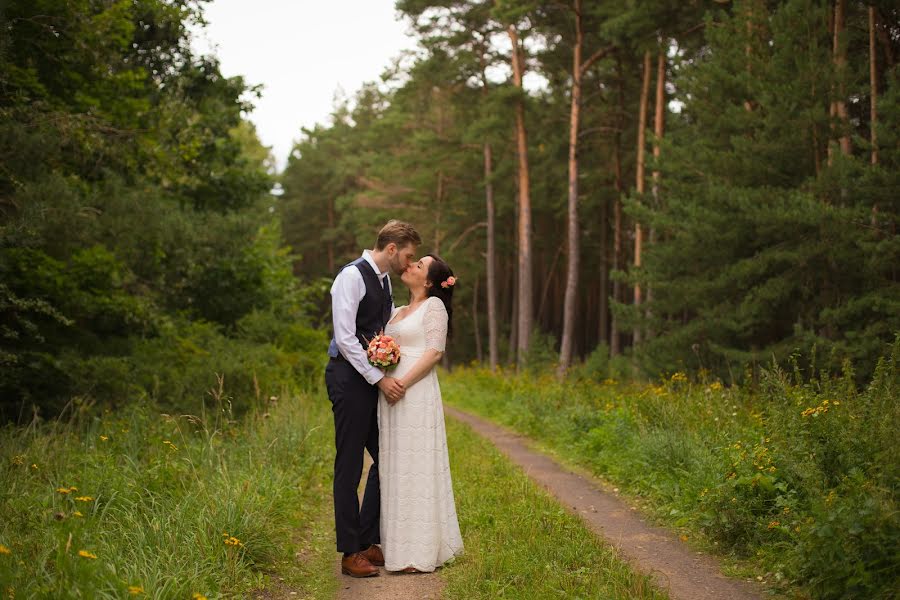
[{"x1": 324, "y1": 220, "x2": 464, "y2": 577}]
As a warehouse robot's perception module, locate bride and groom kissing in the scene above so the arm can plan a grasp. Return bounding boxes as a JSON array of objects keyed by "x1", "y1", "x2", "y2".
[{"x1": 324, "y1": 220, "x2": 464, "y2": 577}]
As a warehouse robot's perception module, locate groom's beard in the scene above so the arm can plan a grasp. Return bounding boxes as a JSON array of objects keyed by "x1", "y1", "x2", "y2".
[{"x1": 388, "y1": 255, "x2": 406, "y2": 277}]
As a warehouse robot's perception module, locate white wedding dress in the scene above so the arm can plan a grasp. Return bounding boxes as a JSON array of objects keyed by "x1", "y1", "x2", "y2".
[{"x1": 378, "y1": 296, "x2": 464, "y2": 572}]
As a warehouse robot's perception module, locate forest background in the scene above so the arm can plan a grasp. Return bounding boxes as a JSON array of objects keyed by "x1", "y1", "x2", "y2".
[{"x1": 3, "y1": 0, "x2": 898, "y2": 416}]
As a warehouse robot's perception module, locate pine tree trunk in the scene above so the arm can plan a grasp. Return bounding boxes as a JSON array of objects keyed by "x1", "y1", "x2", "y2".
[
  {"x1": 869, "y1": 5, "x2": 878, "y2": 165},
  {"x1": 479, "y1": 50, "x2": 499, "y2": 371},
  {"x1": 508, "y1": 256, "x2": 518, "y2": 366},
  {"x1": 558, "y1": 0, "x2": 584, "y2": 376},
  {"x1": 509, "y1": 24, "x2": 533, "y2": 370},
  {"x1": 484, "y1": 141, "x2": 499, "y2": 369},
  {"x1": 830, "y1": 0, "x2": 851, "y2": 160},
  {"x1": 473, "y1": 275, "x2": 483, "y2": 363},
  {"x1": 645, "y1": 50, "x2": 666, "y2": 338},
  {"x1": 633, "y1": 50, "x2": 652, "y2": 348},
  {"x1": 610, "y1": 60, "x2": 625, "y2": 357},
  {"x1": 598, "y1": 195, "x2": 609, "y2": 348}
]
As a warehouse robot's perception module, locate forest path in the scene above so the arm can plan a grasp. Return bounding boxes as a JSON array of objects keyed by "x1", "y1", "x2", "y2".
[
  {"x1": 444, "y1": 405, "x2": 767, "y2": 600},
  {"x1": 334, "y1": 453, "x2": 444, "y2": 600}
]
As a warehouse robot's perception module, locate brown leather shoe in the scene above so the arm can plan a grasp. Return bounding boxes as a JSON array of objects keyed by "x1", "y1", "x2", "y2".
[
  {"x1": 360, "y1": 544, "x2": 385, "y2": 567},
  {"x1": 341, "y1": 552, "x2": 379, "y2": 578}
]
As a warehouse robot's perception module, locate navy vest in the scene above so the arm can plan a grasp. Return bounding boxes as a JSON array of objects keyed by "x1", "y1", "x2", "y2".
[{"x1": 327, "y1": 257, "x2": 393, "y2": 358}]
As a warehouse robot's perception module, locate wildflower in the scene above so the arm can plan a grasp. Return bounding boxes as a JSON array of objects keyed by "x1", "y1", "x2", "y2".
[
  {"x1": 0, "y1": 545, "x2": 10, "y2": 555},
  {"x1": 670, "y1": 372, "x2": 688, "y2": 383},
  {"x1": 73, "y1": 511, "x2": 84, "y2": 518},
  {"x1": 680, "y1": 534, "x2": 689, "y2": 542},
  {"x1": 77, "y1": 550, "x2": 97, "y2": 559},
  {"x1": 192, "y1": 593, "x2": 208, "y2": 600},
  {"x1": 74, "y1": 496, "x2": 94, "y2": 502},
  {"x1": 31, "y1": 464, "x2": 38, "y2": 470},
  {"x1": 11, "y1": 455, "x2": 25, "y2": 466},
  {"x1": 127, "y1": 585, "x2": 143, "y2": 595},
  {"x1": 223, "y1": 535, "x2": 243, "y2": 547},
  {"x1": 709, "y1": 381, "x2": 723, "y2": 391},
  {"x1": 767, "y1": 521, "x2": 779, "y2": 529},
  {"x1": 99, "y1": 435, "x2": 108, "y2": 442},
  {"x1": 162, "y1": 440, "x2": 178, "y2": 451},
  {"x1": 56, "y1": 488, "x2": 72, "y2": 495}
]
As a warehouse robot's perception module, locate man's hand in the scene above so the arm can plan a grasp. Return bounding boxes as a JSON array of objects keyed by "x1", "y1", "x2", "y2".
[{"x1": 378, "y1": 377, "x2": 405, "y2": 403}]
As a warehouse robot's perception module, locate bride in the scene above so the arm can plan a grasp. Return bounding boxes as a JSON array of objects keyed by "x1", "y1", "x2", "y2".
[{"x1": 377, "y1": 253, "x2": 464, "y2": 573}]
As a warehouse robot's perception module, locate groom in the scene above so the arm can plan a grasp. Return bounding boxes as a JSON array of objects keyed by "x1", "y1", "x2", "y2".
[{"x1": 325, "y1": 220, "x2": 421, "y2": 577}]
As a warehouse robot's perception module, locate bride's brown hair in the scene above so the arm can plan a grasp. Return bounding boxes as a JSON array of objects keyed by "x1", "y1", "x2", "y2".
[{"x1": 425, "y1": 254, "x2": 454, "y2": 337}]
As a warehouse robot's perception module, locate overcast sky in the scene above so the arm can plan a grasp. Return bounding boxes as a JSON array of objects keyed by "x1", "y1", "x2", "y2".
[{"x1": 190, "y1": 1, "x2": 419, "y2": 172}]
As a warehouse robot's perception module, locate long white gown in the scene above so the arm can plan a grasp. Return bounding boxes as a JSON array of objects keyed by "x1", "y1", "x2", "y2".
[{"x1": 378, "y1": 296, "x2": 464, "y2": 572}]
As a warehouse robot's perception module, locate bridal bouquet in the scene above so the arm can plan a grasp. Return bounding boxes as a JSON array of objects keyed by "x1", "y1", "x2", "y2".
[{"x1": 367, "y1": 334, "x2": 401, "y2": 370}]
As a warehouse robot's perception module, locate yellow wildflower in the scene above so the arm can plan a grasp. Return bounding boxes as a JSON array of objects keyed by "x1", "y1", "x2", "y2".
[
  {"x1": 77, "y1": 550, "x2": 97, "y2": 559},
  {"x1": 127, "y1": 585, "x2": 143, "y2": 595},
  {"x1": 56, "y1": 488, "x2": 72, "y2": 495},
  {"x1": 162, "y1": 440, "x2": 178, "y2": 451},
  {"x1": 74, "y1": 496, "x2": 94, "y2": 502},
  {"x1": 709, "y1": 381, "x2": 723, "y2": 391},
  {"x1": 670, "y1": 372, "x2": 688, "y2": 382},
  {"x1": 73, "y1": 511, "x2": 84, "y2": 518},
  {"x1": 767, "y1": 521, "x2": 780, "y2": 529},
  {"x1": 11, "y1": 455, "x2": 25, "y2": 466},
  {"x1": 31, "y1": 464, "x2": 38, "y2": 470},
  {"x1": 99, "y1": 435, "x2": 109, "y2": 442},
  {"x1": 0, "y1": 545, "x2": 10, "y2": 555},
  {"x1": 192, "y1": 594, "x2": 207, "y2": 600}
]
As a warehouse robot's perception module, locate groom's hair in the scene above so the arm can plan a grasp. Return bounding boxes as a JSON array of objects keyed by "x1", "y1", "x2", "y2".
[{"x1": 375, "y1": 220, "x2": 421, "y2": 250}]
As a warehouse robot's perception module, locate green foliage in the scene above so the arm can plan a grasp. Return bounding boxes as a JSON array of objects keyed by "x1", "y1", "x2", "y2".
[
  {"x1": 0, "y1": 388, "x2": 336, "y2": 597},
  {"x1": 0, "y1": 0, "x2": 325, "y2": 421},
  {"x1": 442, "y1": 338, "x2": 900, "y2": 599},
  {"x1": 626, "y1": 0, "x2": 900, "y2": 381}
]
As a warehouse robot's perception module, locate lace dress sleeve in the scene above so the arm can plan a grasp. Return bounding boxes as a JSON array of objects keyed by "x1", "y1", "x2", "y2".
[{"x1": 423, "y1": 297, "x2": 448, "y2": 352}]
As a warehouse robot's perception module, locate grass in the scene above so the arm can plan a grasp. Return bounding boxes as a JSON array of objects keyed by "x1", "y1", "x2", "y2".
[
  {"x1": 0, "y1": 383, "x2": 337, "y2": 599},
  {"x1": 441, "y1": 341, "x2": 899, "y2": 600},
  {"x1": 441, "y1": 416, "x2": 667, "y2": 599}
]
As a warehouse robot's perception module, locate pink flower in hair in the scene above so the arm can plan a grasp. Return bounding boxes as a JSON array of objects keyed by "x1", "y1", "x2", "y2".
[{"x1": 441, "y1": 276, "x2": 457, "y2": 288}]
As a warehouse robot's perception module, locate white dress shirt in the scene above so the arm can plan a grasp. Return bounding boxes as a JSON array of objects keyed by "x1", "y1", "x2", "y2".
[{"x1": 330, "y1": 249, "x2": 394, "y2": 385}]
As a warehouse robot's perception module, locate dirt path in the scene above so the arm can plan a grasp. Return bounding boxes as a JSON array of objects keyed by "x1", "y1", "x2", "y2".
[
  {"x1": 334, "y1": 454, "x2": 445, "y2": 600},
  {"x1": 444, "y1": 405, "x2": 767, "y2": 600}
]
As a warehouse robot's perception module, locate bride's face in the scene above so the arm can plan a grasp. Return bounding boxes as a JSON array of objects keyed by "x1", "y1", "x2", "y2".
[{"x1": 401, "y1": 256, "x2": 434, "y2": 293}]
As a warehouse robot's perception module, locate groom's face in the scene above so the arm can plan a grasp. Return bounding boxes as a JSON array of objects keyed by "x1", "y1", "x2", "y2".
[{"x1": 389, "y1": 243, "x2": 417, "y2": 276}]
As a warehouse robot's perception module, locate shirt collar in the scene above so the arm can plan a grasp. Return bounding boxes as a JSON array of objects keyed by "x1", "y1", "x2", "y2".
[{"x1": 361, "y1": 249, "x2": 387, "y2": 279}]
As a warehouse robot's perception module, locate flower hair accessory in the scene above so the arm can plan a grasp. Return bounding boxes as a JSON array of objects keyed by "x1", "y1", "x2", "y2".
[{"x1": 441, "y1": 276, "x2": 457, "y2": 289}]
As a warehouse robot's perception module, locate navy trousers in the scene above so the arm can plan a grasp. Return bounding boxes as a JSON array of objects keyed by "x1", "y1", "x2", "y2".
[{"x1": 324, "y1": 357, "x2": 381, "y2": 553}]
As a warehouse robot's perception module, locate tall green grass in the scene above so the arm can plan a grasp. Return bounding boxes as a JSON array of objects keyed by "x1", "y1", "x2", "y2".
[
  {"x1": 443, "y1": 417, "x2": 667, "y2": 599},
  {"x1": 442, "y1": 339, "x2": 900, "y2": 600},
  {"x1": 0, "y1": 385, "x2": 336, "y2": 598}
]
